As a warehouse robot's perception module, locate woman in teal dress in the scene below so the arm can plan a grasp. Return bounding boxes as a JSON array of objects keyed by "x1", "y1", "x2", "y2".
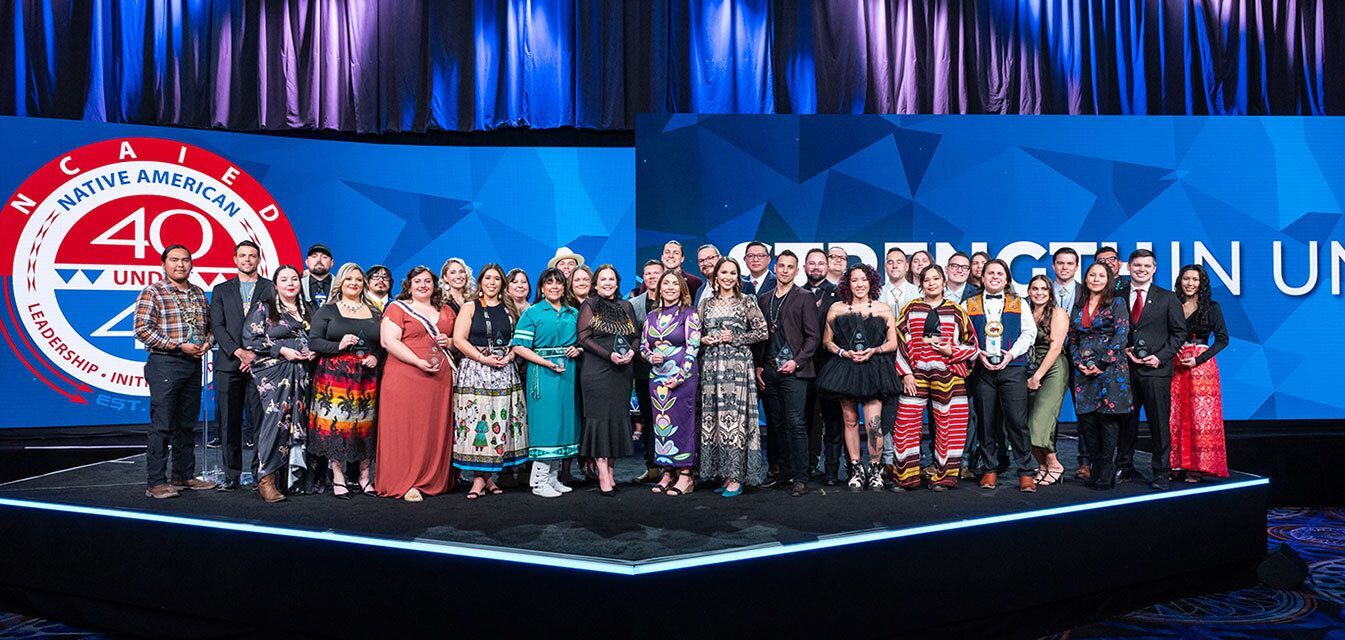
[{"x1": 511, "y1": 268, "x2": 582, "y2": 498}]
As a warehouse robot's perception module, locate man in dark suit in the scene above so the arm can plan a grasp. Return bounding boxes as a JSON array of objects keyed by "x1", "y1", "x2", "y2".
[
  {"x1": 1051, "y1": 247, "x2": 1090, "y2": 478},
  {"x1": 800, "y1": 248, "x2": 842, "y2": 485},
  {"x1": 741, "y1": 241, "x2": 777, "y2": 297},
  {"x1": 944, "y1": 251, "x2": 981, "y2": 303},
  {"x1": 628, "y1": 259, "x2": 665, "y2": 484},
  {"x1": 209, "y1": 240, "x2": 274, "y2": 491},
  {"x1": 756, "y1": 251, "x2": 820, "y2": 497},
  {"x1": 1116, "y1": 248, "x2": 1187, "y2": 490}
]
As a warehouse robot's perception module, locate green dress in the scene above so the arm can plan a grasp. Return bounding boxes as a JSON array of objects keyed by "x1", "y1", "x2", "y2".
[
  {"x1": 1027, "y1": 320, "x2": 1069, "y2": 451},
  {"x1": 511, "y1": 302, "x2": 580, "y2": 460}
]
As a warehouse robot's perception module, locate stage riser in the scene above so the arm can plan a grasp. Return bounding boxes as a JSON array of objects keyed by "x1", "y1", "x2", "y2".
[{"x1": 0, "y1": 483, "x2": 1267, "y2": 639}]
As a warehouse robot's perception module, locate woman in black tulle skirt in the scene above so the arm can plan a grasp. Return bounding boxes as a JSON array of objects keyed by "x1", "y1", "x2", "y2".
[{"x1": 817, "y1": 264, "x2": 901, "y2": 491}]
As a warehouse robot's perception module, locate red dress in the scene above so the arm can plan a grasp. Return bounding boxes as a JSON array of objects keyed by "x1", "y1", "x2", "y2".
[
  {"x1": 375, "y1": 302, "x2": 458, "y2": 497},
  {"x1": 1169, "y1": 303, "x2": 1230, "y2": 478}
]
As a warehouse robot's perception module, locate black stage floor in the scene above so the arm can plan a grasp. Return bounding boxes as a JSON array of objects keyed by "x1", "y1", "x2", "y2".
[{"x1": 0, "y1": 438, "x2": 1271, "y2": 638}]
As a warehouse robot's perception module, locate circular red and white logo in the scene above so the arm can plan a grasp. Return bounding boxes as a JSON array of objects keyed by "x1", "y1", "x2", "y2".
[{"x1": 1, "y1": 138, "x2": 301, "y2": 400}]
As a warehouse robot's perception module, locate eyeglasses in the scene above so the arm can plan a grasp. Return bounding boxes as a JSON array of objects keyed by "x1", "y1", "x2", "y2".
[
  {"x1": 698, "y1": 256, "x2": 721, "y2": 264},
  {"x1": 368, "y1": 274, "x2": 390, "y2": 281},
  {"x1": 828, "y1": 255, "x2": 846, "y2": 261},
  {"x1": 947, "y1": 263, "x2": 970, "y2": 272},
  {"x1": 744, "y1": 252, "x2": 769, "y2": 259},
  {"x1": 1097, "y1": 256, "x2": 1119, "y2": 265}
]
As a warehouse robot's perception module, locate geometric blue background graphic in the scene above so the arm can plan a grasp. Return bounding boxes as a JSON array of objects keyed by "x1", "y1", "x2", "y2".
[
  {"x1": 637, "y1": 115, "x2": 1345, "y2": 421},
  {"x1": 0, "y1": 116, "x2": 634, "y2": 428}
]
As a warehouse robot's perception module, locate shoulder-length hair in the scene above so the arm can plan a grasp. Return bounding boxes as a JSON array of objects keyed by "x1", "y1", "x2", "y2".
[
  {"x1": 395, "y1": 265, "x2": 444, "y2": 309},
  {"x1": 1026, "y1": 274, "x2": 1057, "y2": 335},
  {"x1": 475, "y1": 263, "x2": 518, "y2": 324},
  {"x1": 980, "y1": 259, "x2": 1018, "y2": 301},
  {"x1": 566, "y1": 264, "x2": 595, "y2": 307},
  {"x1": 267, "y1": 264, "x2": 310, "y2": 325},
  {"x1": 710, "y1": 257, "x2": 743, "y2": 297},
  {"x1": 1081, "y1": 262, "x2": 1117, "y2": 308},
  {"x1": 328, "y1": 262, "x2": 374, "y2": 308},
  {"x1": 533, "y1": 268, "x2": 569, "y2": 305},
  {"x1": 506, "y1": 268, "x2": 531, "y2": 304},
  {"x1": 439, "y1": 257, "x2": 476, "y2": 302},
  {"x1": 836, "y1": 264, "x2": 882, "y2": 304},
  {"x1": 652, "y1": 269, "x2": 693, "y2": 311},
  {"x1": 1176, "y1": 264, "x2": 1213, "y2": 329}
]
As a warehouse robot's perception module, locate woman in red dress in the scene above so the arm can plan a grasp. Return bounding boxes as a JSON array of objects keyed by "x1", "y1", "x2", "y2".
[
  {"x1": 1169, "y1": 265, "x2": 1229, "y2": 480},
  {"x1": 375, "y1": 266, "x2": 459, "y2": 501}
]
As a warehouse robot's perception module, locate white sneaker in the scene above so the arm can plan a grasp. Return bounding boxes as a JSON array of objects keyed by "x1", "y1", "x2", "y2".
[
  {"x1": 549, "y1": 478, "x2": 573, "y2": 493},
  {"x1": 532, "y1": 484, "x2": 562, "y2": 498}
]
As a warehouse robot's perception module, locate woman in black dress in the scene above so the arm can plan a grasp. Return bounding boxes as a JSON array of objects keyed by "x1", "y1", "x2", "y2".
[
  {"x1": 817, "y1": 264, "x2": 901, "y2": 491},
  {"x1": 307, "y1": 263, "x2": 384, "y2": 498},
  {"x1": 576, "y1": 264, "x2": 638, "y2": 496}
]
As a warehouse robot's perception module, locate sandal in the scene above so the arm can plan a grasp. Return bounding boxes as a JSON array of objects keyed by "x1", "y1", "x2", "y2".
[
  {"x1": 488, "y1": 485, "x2": 504, "y2": 495},
  {"x1": 332, "y1": 481, "x2": 351, "y2": 500},
  {"x1": 466, "y1": 490, "x2": 483, "y2": 500},
  {"x1": 359, "y1": 480, "x2": 376, "y2": 496},
  {"x1": 651, "y1": 481, "x2": 671, "y2": 493},
  {"x1": 1038, "y1": 468, "x2": 1065, "y2": 487}
]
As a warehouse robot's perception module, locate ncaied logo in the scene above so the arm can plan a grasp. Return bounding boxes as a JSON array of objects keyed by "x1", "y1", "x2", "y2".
[{"x1": 1, "y1": 138, "x2": 301, "y2": 402}]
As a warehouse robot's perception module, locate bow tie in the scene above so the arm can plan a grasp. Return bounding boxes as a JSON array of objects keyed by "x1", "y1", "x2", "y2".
[{"x1": 985, "y1": 294, "x2": 1004, "y2": 300}]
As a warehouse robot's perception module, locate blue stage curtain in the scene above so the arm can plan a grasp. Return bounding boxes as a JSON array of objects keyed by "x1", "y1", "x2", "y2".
[{"x1": 2, "y1": 0, "x2": 1341, "y2": 133}]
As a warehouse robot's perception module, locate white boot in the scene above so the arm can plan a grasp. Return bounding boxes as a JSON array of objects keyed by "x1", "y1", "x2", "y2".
[
  {"x1": 531, "y1": 461, "x2": 561, "y2": 498},
  {"x1": 548, "y1": 463, "x2": 572, "y2": 493}
]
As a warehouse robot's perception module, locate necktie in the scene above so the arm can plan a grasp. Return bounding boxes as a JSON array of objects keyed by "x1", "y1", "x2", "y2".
[
  {"x1": 1057, "y1": 288, "x2": 1067, "y2": 307},
  {"x1": 1131, "y1": 288, "x2": 1145, "y2": 325}
]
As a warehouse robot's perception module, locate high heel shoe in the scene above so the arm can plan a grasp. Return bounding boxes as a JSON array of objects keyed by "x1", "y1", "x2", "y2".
[{"x1": 721, "y1": 486, "x2": 742, "y2": 498}]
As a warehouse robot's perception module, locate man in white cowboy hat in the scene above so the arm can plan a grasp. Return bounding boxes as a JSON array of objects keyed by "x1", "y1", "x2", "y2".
[{"x1": 547, "y1": 247, "x2": 585, "y2": 277}]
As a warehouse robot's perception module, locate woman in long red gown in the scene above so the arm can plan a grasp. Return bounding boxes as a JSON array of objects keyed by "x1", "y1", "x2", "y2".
[
  {"x1": 1170, "y1": 265, "x2": 1229, "y2": 480},
  {"x1": 375, "y1": 266, "x2": 458, "y2": 501}
]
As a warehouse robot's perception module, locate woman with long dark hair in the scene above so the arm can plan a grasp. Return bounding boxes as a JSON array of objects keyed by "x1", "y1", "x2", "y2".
[
  {"x1": 1170, "y1": 264, "x2": 1229, "y2": 481},
  {"x1": 307, "y1": 263, "x2": 383, "y2": 498},
  {"x1": 817, "y1": 264, "x2": 901, "y2": 491},
  {"x1": 577, "y1": 264, "x2": 638, "y2": 495},
  {"x1": 452, "y1": 263, "x2": 528, "y2": 499},
  {"x1": 640, "y1": 270, "x2": 703, "y2": 497},
  {"x1": 697, "y1": 258, "x2": 768, "y2": 497},
  {"x1": 1025, "y1": 274, "x2": 1070, "y2": 486},
  {"x1": 375, "y1": 266, "x2": 458, "y2": 502},
  {"x1": 243, "y1": 265, "x2": 314, "y2": 502},
  {"x1": 1068, "y1": 262, "x2": 1133, "y2": 490},
  {"x1": 907, "y1": 250, "x2": 933, "y2": 285}
]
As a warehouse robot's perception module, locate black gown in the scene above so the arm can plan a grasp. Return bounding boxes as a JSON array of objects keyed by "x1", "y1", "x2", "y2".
[
  {"x1": 816, "y1": 313, "x2": 900, "y2": 400},
  {"x1": 576, "y1": 296, "x2": 638, "y2": 458}
]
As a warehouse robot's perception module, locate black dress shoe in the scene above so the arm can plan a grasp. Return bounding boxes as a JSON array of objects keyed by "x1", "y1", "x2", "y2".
[
  {"x1": 1150, "y1": 479, "x2": 1170, "y2": 491},
  {"x1": 760, "y1": 475, "x2": 782, "y2": 489},
  {"x1": 1114, "y1": 469, "x2": 1134, "y2": 484},
  {"x1": 216, "y1": 478, "x2": 240, "y2": 492},
  {"x1": 822, "y1": 477, "x2": 840, "y2": 487},
  {"x1": 789, "y1": 481, "x2": 809, "y2": 497},
  {"x1": 206, "y1": 437, "x2": 222, "y2": 449}
]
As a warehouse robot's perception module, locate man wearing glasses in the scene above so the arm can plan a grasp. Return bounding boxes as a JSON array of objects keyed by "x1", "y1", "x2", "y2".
[
  {"x1": 825, "y1": 246, "x2": 848, "y2": 285},
  {"x1": 694, "y1": 244, "x2": 723, "y2": 305},
  {"x1": 944, "y1": 252, "x2": 980, "y2": 303},
  {"x1": 1094, "y1": 246, "x2": 1129, "y2": 293},
  {"x1": 742, "y1": 242, "x2": 776, "y2": 297},
  {"x1": 366, "y1": 265, "x2": 393, "y2": 312}
]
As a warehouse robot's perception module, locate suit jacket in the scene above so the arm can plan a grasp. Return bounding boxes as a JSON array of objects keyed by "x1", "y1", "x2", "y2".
[
  {"x1": 629, "y1": 291, "x2": 653, "y2": 326},
  {"x1": 799, "y1": 279, "x2": 839, "y2": 369},
  {"x1": 210, "y1": 276, "x2": 274, "y2": 372},
  {"x1": 944, "y1": 282, "x2": 981, "y2": 304},
  {"x1": 1121, "y1": 282, "x2": 1187, "y2": 377},
  {"x1": 755, "y1": 285, "x2": 821, "y2": 379},
  {"x1": 742, "y1": 272, "x2": 777, "y2": 298}
]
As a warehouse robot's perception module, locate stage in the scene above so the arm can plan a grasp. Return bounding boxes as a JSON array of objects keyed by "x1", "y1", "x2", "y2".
[{"x1": 0, "y1": 439, "x2": 1268, "y2": 639}]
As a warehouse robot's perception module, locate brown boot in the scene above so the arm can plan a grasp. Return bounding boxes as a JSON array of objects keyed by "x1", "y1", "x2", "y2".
[
  {"x1": 979, "y1": 472, "x2": 998, "y2": 489},
  {"x1": 171, "y1": 477, "x2": 217, "y2": 491},
  {"x1": 1019, "y1": 475, "x2": 1038, "y2": 493},
  {"x1": 258, "y1": 474, "x2": 286, "y2": 503},
  {"x1": 145, "y1": 483, "x2": 180, "y2": 499}
]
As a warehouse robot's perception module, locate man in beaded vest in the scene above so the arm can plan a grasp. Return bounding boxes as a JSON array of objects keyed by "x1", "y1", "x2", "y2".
[{"x1": 963, "y1": 259, "x2": 1039, "y2": 492}]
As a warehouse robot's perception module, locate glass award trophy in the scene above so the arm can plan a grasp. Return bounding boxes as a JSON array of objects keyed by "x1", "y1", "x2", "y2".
[
  {"x1": 491, "y1": 330, "x2": 508, "y2": 357},
  {"x1": 851, "y1": 327, "x2": 868, "y2": 352},
  {"x1": 196, "y1": 349, "x2": 225, "y2": 485},
  {"x1": 1080, "y1": 349, "x2": 1097, "y2": 372},
  {"x1": 1134, "y1": 338, "x2": 1151, "y2": 359},
  {"x1": 775, "y1": 341, "x2": 794, "y2": 369},
  {"x1": 614, "y1": 335, "x2": 631, "y2": 357},
  {"x1": 353, "y1": 331, "x2": 369, "y2": 357},
  {"x1": 984, "y1": 320, "x2": 1004, "y2": 365},
  {"x1": 425, "y1": 342, "x2": 444, "y2": 370}
]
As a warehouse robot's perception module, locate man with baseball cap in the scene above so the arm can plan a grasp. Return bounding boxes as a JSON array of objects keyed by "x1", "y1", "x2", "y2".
[{"x1": 302, "y1": 243, "x2": 334, "y2": 307}]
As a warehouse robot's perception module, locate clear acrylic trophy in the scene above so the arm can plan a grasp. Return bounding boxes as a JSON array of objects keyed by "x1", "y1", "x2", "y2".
[
  {"x1": 614, "y1": 335, "x2": 631, "y2": 357},
  {"x1": 775, "y1": 342, "x2": 794, "y2": 369},
  {"x1": 851, "y1": 327, "x2": 868, "y2": 352}
]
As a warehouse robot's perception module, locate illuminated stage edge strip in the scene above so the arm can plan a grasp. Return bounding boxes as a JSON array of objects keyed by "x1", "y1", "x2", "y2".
[{"x1": 0, "y1": 477, "x2": 1269, "y2": 576}]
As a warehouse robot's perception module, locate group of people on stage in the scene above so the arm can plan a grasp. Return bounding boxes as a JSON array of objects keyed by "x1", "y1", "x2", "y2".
[{"x1": 132, "y1": 237, "x2": 1230, "y2": 502}]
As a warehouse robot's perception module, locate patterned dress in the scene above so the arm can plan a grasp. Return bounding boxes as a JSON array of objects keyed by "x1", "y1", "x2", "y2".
[
  {"x1": 243, "y1": 304, "x2": 313, "y2": 488},
  {"x1": 307, "y1": 305, "x2": 382, "y2": 463},
  {"x1": 1170, "y1": 301, "x2": 1229, "y2": 477},
  {"x1": 697, "y1": 293, "x2": 768, "y2": 484},
  {"x1": 1068, "y1": 299, "x2": 1133, "y2": 415},
  {"x1": 639, "y1": 304, "x2": 702, "y2": 469},
  {"x1": 892, "y1": 299, "x2": 980, "y2": 488},
  {"x1": 453, "y1": 302, "x2": 529, "y2": 472}
]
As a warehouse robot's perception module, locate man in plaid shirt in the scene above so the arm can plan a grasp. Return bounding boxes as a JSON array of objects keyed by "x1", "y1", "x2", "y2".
[{"x1": 133, "y1": 244, "x2": 218, "y2": 498}]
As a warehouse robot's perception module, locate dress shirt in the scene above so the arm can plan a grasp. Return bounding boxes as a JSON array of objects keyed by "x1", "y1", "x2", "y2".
[
  {"x1": 1128, "y1": 280, "x2": 1153, "y2": 310},
  {"x1": 880, "y1": 280, "x2": 920, "y2": 314},
  {"x1": 1053, "y1": 280, "x2": 1077, "y2": 313},
  {"x1": 945, "y1": 282, "x2": 969, "y2": 303},
  {"x1": 972, "y1": 292, "x2": 1037, "y2": 360}
]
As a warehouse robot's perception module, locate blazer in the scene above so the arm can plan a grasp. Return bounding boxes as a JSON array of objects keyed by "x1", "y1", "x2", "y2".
[
  {"x1": 210, "y1": 276, "x2": 274, "y2": 372},
  {"x1": 742, "y1": 272, "x2": 777, "y2": 298},
  {"x1": 1120, "y1": 283, "x2": 1187, "y2": 377},
  {"x1": 755, "y1": 285, "x2": 821, "y2": 379}
]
